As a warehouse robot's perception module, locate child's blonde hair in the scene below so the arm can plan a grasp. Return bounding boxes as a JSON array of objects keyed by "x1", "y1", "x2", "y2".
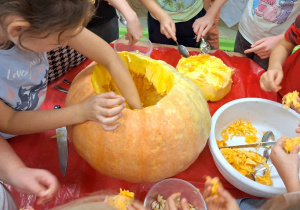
[{"x1": 0, "y1": 0, "x2": 95, "y2": 49}]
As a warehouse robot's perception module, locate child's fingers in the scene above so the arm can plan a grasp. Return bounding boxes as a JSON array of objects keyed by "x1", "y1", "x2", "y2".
[
  {"x1": 99, "y1": 104, "x2": 126, "y2": 118},
  {"x1": 101, "y1": 123, "x2": 121, "y2": 131},
  {"x1": 290, "y1": 145, "x2": 300, "y2": 154},
  {"x1": 96, "y1": 97, "x2": 126, "y2": 108},
  {"x1": 275, "y1": 136, "x2": 286, "y2": 147},
  {"x1": 203, "y1": 185, "x2": 212, "y2": 198},
  {"x1": 180, "y1": 198, "x2": 190, "y2": 210},
  {"x1": 165, "y1": 193, "x2": 181, "y2": 210},
  {"x1": 100, "y1": 91, "x2": 125, "y2": 100}
]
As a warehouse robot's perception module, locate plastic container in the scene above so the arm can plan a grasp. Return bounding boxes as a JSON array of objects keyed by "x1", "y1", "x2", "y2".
[
  {"x1": 144, "y1": 178, "x2": 207, "y2": 210},
  {"x1": 114, "y1": 35, "x2": 153, "y2": 56},
  {"x1": 209, "y1": 98, "x2": 300, "y2": 197}
]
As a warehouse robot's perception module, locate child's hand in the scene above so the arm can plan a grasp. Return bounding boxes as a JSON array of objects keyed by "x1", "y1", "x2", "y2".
[
  {"x1": 158, "y1": 14, "x2": 176, "y2": 42},
  {"x1": 259, "y1": 67, "x2": 283, "y2": 92},
  {"x1": 125, "y1": 16, "x2": 143, "y2": 45},
  {"x1": 192, "y1": 15, "x2": 214, "y2": 43},
  {"x1": 127, "y1": 201, "x2": 147, "y2": 210},
  {"x1": 80, "y1": 91, "x2": 126, "y2": 131},
  {"x1": 270, "y1": 137, "x2": 300, "y2": 192},
  {"x1": 244, "y1": 35, "x2": 283, "y2": 59},
  {"x1": 164, "y1": 192, "x2": 190, "y2": 210},
  {"x1": 8, "y1": 167, "x2": 59, "y2": 205},
  {"x1": 204, "y1": 178, "x2": 239, "y2": 210}
]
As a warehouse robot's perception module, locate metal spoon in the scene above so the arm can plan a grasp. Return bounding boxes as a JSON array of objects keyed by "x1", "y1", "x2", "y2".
[
  {"x1": 118, "y1": 12, "x2": 127, "y2": 26},
  {"x1": 175, "y1": 41, "x2": 189, "y2": 58},
  {"x1": 261, "y1": 131, "x2": 275, "y2": 163},
  {"x1": 247, "y1": 164, "x2": 274, "y2": 181},
  {"x1": 200, "y1": 37, "x2": 211, "y2": 54}
]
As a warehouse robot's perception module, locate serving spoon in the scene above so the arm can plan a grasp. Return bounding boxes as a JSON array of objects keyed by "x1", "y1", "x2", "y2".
[{"x1": 175, "y1": 41, "x2": 190, "y2": 58}]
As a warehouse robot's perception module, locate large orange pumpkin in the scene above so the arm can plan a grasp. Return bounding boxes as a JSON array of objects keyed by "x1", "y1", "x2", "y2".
[{"x1": 65, "y1": 52, "x2": 211, "y2": 183}]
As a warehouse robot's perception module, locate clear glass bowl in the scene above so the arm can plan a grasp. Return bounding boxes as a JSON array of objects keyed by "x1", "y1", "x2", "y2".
[
  {"x1": 114, "y1": 35, "x2": 153, "y2": 56},
  {"x1": 144, "y1": 178, "x2": 207, "y2": 210}
]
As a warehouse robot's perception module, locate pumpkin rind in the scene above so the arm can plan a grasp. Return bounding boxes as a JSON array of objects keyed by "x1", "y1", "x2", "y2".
[{"x1": 65, "y1": 52, "x2": 211, "y2": 183}]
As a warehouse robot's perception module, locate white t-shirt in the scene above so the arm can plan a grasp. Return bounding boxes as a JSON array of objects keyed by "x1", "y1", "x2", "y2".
[
  {"x1": 0, "y1": 45, "x2": 49, "y2": 139},
  {"x1": 239, "y1": 0, "x2": 300, "y2": 44}
]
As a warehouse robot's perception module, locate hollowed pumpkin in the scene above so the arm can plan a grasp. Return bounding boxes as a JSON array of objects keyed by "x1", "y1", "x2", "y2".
[{"x1": 65, "y1": 52, "x2": 211, "y2": 183}]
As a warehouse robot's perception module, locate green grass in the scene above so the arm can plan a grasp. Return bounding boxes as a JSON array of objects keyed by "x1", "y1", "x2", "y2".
[
  {"x1": 119, "y1": 28, "x2": 149, "y2": 39},
  {"x1": 119, "y1": 28, "x2": 299, "y2": 53}
]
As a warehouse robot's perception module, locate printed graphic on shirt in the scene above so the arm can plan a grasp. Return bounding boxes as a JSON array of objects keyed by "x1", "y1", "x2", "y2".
[
  {"x1": 15, "y1": 71, "x2": 48, "y2": 110},
  {"x1": 0, "y1": 51, "x2": 49, "y2": 112},
  {"x1": 156, "y1": 0, "x2": 196, "y2": 12},
  {"x1": 252, "y1": 0, "x2": 297, "y2": 24}
]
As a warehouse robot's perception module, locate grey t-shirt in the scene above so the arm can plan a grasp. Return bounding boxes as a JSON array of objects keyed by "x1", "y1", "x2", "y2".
[
  {"x1": 0, "y1": 46, "x2": 49, "y2": 139},
  {"x1": 0, "y1": 183, "x2": 18, "y2": 210}
]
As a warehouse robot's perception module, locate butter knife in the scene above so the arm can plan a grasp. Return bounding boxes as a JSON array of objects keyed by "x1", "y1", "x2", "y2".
[
  {"x1": 54, "y1": 105, "x2": 68, "y2": 176},
  {"x1": 219, "y1": 141, "x2": 276, "y2": 149}
]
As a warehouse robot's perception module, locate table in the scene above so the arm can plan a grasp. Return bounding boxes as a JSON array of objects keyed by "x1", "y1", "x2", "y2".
[{"x1": 8, "y1": 45, "x2": 280, "y2": 209}]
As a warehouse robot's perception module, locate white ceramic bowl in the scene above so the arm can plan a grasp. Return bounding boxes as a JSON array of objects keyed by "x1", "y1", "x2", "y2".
[
  {"x1": 144, "y1": 178, "x2": 207, "y2": 210},
  {"x1": 209, "y1": 98, "x2": 300, "y2": 197},
  {"x1": 114, "y1": 35, "x2": 153, "y2": 56}
]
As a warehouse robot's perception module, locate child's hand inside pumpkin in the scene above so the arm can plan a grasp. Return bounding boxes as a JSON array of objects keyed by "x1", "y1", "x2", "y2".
[{"x1": 79, "y1": 91, "x2": 126, "y2": 131}]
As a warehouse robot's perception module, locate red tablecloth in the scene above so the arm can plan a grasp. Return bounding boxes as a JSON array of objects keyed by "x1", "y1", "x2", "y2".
[{"x1": 8, "y1": 48, "x2": 280, "y2": 209}]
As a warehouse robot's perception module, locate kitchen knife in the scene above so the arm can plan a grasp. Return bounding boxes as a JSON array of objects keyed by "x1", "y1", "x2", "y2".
[{"x1": 54, "y1": 105, "x2": 68, "y2": 176}]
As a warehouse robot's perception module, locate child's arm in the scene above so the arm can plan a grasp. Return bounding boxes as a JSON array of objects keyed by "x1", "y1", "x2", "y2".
[
  {"x1": 0, "y1": 135, "x2": 59, "y2": 205},
  {"x1": 68, "y1": 28, "x2": 142, "y2": 110},
  {"x1": 193, "y1": 0, "x2": 228, "y2": 42},
  {"x1": 0, "y1": 91, "x2": 126, "y2": 133},
  {"x1": 106, "y1": 0, "x2": 143, "y2": 45},
  {"x1": 138, "y1": 0, "x2": 176, "y2": 41},
  {"x1": 260, "y1": 38, "x2": 295, "y2": 92},
  {"x1": 270, "y1": 137, "x2": 300, "y2": 192}
]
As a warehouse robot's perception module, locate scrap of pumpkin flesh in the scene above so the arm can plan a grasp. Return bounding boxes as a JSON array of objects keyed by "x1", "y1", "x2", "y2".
[
  {"x1": 91, "y1": 52, "x2": 175, "y2": 108},
  {"x1": 108, "y1": 189, "x2": 135, "y2": 210},
  {"x1": 282, "y1": 91, "x2": 300, "y2": 109},
  {"x1": 284, "y1": 136, "x2": 300, "y2": 153},
  {"x1": 220, "y1": 148, "x2": 272, "y2": 186},
  {"x1": 216, "y1": 119, "x2": 259, "y2": 147},
  {"x1": 176, "y1": 54, "x2": 234, "y2": 102}
]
